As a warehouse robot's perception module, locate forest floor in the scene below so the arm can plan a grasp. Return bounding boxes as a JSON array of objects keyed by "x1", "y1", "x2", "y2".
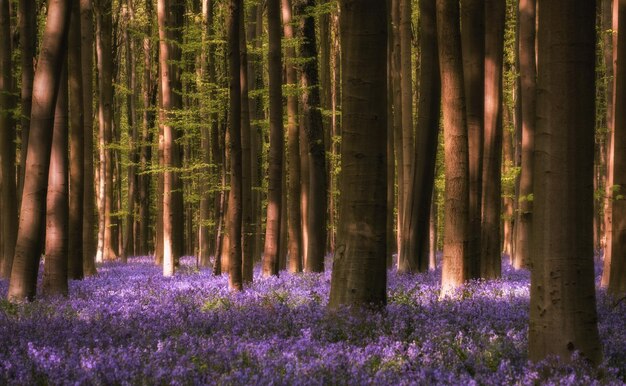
[{"x1": 0, "y1": 256, "x2": 624, "y2": 385}]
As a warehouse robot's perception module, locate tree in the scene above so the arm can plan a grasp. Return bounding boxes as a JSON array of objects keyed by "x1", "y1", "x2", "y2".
[
  {"x1": 8, "y1": 0, "x2": 71, "y2": 302},
  {"x1": 0, "y1": 0, "x2": 17, "y2": 279},
  {"x1": 512, "y1": 0, "x2": 536, "y2": 270},
  {"x1": 529, "y1": 0, "x2": 601, "y2": 364},
  {"x1": 400, "y1": 0, "x2": 440, "y2": 273},
  {"x1": 437, "y1": 0, "x2": 471, "y2": 295},
  {"x1": 297, "y1": 0, "x2": 327, "y2": 273},
  {"x1": 262, "y1": 0, "x2": 284, "y2": 277},
  {"x1": 604, "y1": 0, "x2": 626, "y2": 297},
  {"x1": 328, "y1": 0, "x2": 387, "y2": 308},
  {"x1": 227, "y1": 0, "x2": 243, "y2": 290},
  {"x1": 42, "y1": 63, "x2": 69, "y2": 297},
  {"x1": 480, "y1": 0, "x2": 505, "y2": 279},
  {"x1": 68, "y1": 0, "x2": 85, "y2": 279}
]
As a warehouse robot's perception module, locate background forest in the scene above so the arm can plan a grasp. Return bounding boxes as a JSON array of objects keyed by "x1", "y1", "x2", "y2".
[{"x1": 0, "y1": 0, "x2": 625, "y2": 383}]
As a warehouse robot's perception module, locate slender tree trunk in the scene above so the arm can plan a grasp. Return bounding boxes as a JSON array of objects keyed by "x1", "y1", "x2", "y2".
[
  {"x1": 329, "y1": 0, "x2": 387, "y2": 308},
  {"x1": 429, "y1": 190, "x2": 437, "y2": 270},
  {"x1": 502, "y1": 107, "x2": 515, "y2": 258},
  {"x1": 282, "y1": 0, "x2": 302, "y2": 273},
  {"x1": 512, "y1": 0, "x2": 536, "y2": 270},
  {"x1": 82, "y1": 0, "x2": 97, "y2": 275},
  {"x1": 601, "y1": 0, "x2": 614, "y2": 267},
  {"x1": 387, "y1": 4, "x2": 395, "y2": 268},
  {"x1": 0, "y1": 0, "x2": 17, "y2": 279},
  {"x1": 480, "y1": 0, "x2": 505, "y2": 279},
  {"x1": 529, "y1": 0, "x2": 601, "y2": 364},
  {"x1": 391, "y1": 0, "x2": 403, "y2": 263},
  {"x1": 461, "y1": 0, "x2": 485, "y2": 279},
  {"x1": 68, "y1": 0, "x2": 85, "y2": 279},
  {"x1": 297, "y1": 0, "x2": 327, "y2": 273},
  {"x1": 437, "y1": 0, "x2": 471, "y2": 295},
  {"x1": 262, "y1": 0, "x2": 284, "y2": 277},
  {"x1": 400, "y1": 0, "x2": 440, "y2": 273},
  {"x1": 43, "y1": 63, "x2": 69, "y2": 297},
  {"x1": 8, "y1": 0, "x2": 71, "y2": 302}
]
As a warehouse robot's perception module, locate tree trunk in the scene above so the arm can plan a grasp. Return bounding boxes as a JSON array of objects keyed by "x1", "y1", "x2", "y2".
[
  {"x1": 8, "y1": 0, "x2": 71, "y2": 302},
  {"x1": 399, "y1": 0, "x2": 440, "y2": 273},
  {"x1": 437, "y1": 0, "x2": 471, "y2": 295},
  {"x1": 512, "y1": 0, "x2": 536, "y2": 270},
  {"x1": 391, "y1": 0, "x2": 403, "y2": 264},
  {"x1": 68, "y1": 0, "x2": 85, "y2": 279},
  {"x1": 329, "y1": 0, "x2": 387, "y2": 308},
  {"x1": 282, "y1": 0, "x2": 302, "y2": 273},
  {"x1": 0, "y1": 0, "x2": 18, "y2": 279},
  {"x1": 480, "y1": 0, "x2": 505, "y2": 279},
  {"x1": 529, "y1": 0, "x2": 601, "y2": 364},
  {"x1": 43, "y1": 63, "x2": 69, "y2": 297},
  {"x1": 297, "y1": 0, "x2": 327, "y2": 273},
  {"x1": 262, "y1": 0, "x2": 284, "y2": 277}
]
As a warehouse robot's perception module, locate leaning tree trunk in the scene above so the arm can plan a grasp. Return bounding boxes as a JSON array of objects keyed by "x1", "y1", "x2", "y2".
[
  {"x1": 437, "y1": 0, "x2": 471, "y2": 295},
  {"x1": 68, "y1": 0, "x2": 85, "y2": 279},
  {"x1": 8, "y1": 0, "x2": 71, "y2": 302},
  {"x1": 512, "y1": 0, "x2": 536, "y2": 270},
  {"x1": 480, "y1": 0, "x2": 505, "y2": 279},
  {"x1": 328, "y1": 0, "x2": 387, "y2": 308},
  {"x1": 42, "y1": 63, "x2": 69, "y2": 297},
  {"x1": 0, "y1": 0, "x2": 18, "y2": 279},
  {"x1": 529, "y1": 0, "x2": 602, "y2": 364},
  {"x1": 262, "y1": 0, "x2": 284, "y2": 277}
]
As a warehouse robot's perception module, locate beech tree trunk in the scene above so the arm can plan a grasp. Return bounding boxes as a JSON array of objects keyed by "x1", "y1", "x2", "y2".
[
  {"x1": 513, "y1": 0, "x2": 536, "y2": 270},
  {"x1": 43, "y1": 63, "x2": 69, "y2": 297},
  {"x1": 262, "y1": 0, "x2": 284, "y2": 277},
  {"x1": 329, "y1": 0, "x2": 387, "y2": 308},
  {"x1": 0, "y1": 0, "x2": 17, "y2": 279},
  {"x1": 68, "y1": 0, "x2": 85, "y2": 279},
  {"x1": 437, "y1": 0, "x2": 471, "y2": 295},
  {"x1": 529, "y1": 0, "x2": 601, "y2": 364},
  {"x1": 8, "y1": 0, "x2": 71, "y2": 302}
]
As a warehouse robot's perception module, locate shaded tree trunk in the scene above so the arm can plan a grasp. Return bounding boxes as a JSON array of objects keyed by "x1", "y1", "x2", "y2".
[
  {"x1": 437, "y1": 0, "x2": 471, "y2": 295},
  {"x1": 262, "y1": 0, "x2": 284, "y2": 277},
  {"x1": 529, "y1": 0, "x2": 601, "y2": 364},
  {"x1": 8, "y1": 0, "x2": 71, "y2": 301},
  {"x1": 328, "y1": 0, "x2": 387, "y2": 308}
]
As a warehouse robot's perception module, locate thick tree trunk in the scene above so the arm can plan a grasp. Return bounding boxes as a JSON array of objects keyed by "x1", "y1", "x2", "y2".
[
  {"x1": 329, "y1": 0, "x2": 387, "y2": 308},
  {"x1": 529, "y1": 0, "x2": 601, "y2": 364},
  {"x1": 437, "y1": 0, "x2": 471, "y2": 295},
  {"x1": 43, "y1": 63, "x2": 69, "y2": 297},
  {"x1": 262, "y1": 0, "x2": 284, "y2": 277},
  {"x1": 480, "y1": 0, "x2": 505, "y2": 279},
  {"x1": 0, "y1": 0, "x2": 18, "y2": 279},
  {"x1": 82, "y1": 0, "x2": 97, "y2": 276},
  {"x1": 400, "y1": 0, "x2": 440, "y2": 273},
  {"x1": 297, "y1": 0, "x2": 327, "y2": 273},
  {"x1": 512, "y1": 0, "x2": 536, "y2": 270},
  {"x1": 8, "y1": 0, "x2": 71, "y2": 302},
  {"x1": 68, "y1": 0, "x2": 85, "y2": 279}
]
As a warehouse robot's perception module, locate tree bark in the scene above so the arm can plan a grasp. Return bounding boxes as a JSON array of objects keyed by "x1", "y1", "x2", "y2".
[
  {"x1": 529, "y1": 0, "x2": 601, "y2": 364},
  {"x1": 43, "y1": 62, "x2": 69, "y2": 297},
  {"x1": 329, "y1": 0, "x2": 387, "y2": 308},
  {"x1": 437, "y1": 0, "x2": 471, "y2": 295},
  {"x1": 480, "y1": 0, "x2": 505, "y2": 279},
  {"x1": 262, "y1": 0, "x2": 284, "y2": 277},
  {"x1": 8, "y1": 0, "x2": 71, "y2": 302}
]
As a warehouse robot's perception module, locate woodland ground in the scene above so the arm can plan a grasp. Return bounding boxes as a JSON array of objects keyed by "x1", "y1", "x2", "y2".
[{"x1": 0, "y1": 255, "x2": 624, "y2": 385}]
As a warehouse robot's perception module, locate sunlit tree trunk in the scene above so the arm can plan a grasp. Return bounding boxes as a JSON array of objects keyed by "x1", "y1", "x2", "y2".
[
  {"x1": 43, "y1": 63, "x2": 69, "y2": 297},
  {"x1": 297, "y1": 0, "x2": 327, "y2": 273},
  {"x1": 68, "y1": 0, "x2": 85, "y2": 279},
  {"x1": 512, "y1": 0, "x2": 536, "y2": 270},
  {"x1": 529, "y1": 0, "x2": 601, "y2": 364},
  {"x1": 262, "y1": 0, "x2": 284, "y2": 277},
  {"x1": 502, "y1": 106, "x2": 515, "y2": 258},
  {"x1": 400, "y1": 0, "x2": 440, "y2": 273},
  {"x1": 0, "y1": 0, "x2": 17, "y2": 279},
  {"x1": 437, "y1": 0, "x2": 471, "y2": 295},
  {"x1": 8, "y1": 0, "x2": 71, "y2": 302},
  {"x1": 390, "y1": 0, "x2": 403, "y2": 262},
  {"x1": 329, "y1": 0, "x2": 387, "y2": 308}
]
